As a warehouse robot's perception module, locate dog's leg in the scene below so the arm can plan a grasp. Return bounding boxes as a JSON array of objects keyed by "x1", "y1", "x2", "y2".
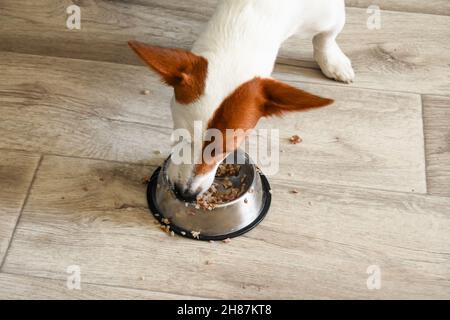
[{"x1": 312, "y1": 12, "x2": 355, "y2": 83}]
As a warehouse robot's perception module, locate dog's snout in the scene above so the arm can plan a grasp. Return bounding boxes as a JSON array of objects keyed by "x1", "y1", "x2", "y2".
[
  {"x1": 166, "y1": 159, "x2": 216, "y2": 201},
  {"x1": 173, "y1": 184, "x2": 198, "y2": 202}
]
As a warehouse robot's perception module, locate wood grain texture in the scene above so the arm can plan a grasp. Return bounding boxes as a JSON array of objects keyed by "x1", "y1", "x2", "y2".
[
  {"x1": 423, "y1": 95, "x2": 450, "y2": 197},
  {"x1": 1, "y1": 0, "x2": 450, "y2": 94},
  {"x1": 0, "y1": 150, "x2": 40, "y2": 264},
  {"x1": 260, "y1": 66, "x2": 426, "y2": 193},
  {"x1": 1, "y1": 2, "x2": 448, "y2": 300},
  {"x1": 0, "y1": 52, "x2": 426, "y2": 193},
  {"x1": 2, "y1": 156, "x2": 449, "y2": 299},
  {"x1": 0, "y1": 52, "x2": 173, "y2": 164},
  {"x1": 0, "y1": 0, "x2": 206, "y2": 66},
  {"x1": 0, "y1": 273, "x2": 204, "y2": 299},
  {"x1": 345, "y1": 0, "x2": 450, "y2": 16}
]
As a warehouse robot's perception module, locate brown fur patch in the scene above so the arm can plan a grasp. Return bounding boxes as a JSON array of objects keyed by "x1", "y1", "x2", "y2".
[
  {"x1": 128, "y1": 41, "x2": 208, "y2": 104},
  {"x1": 195, "y1": 77, "x2": 334, "y2": 175}
]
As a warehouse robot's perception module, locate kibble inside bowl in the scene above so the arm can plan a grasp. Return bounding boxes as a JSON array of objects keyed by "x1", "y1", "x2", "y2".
[
  {"x1": 196, "y1": 163, "x2": 253, "y2": 210},
  {"x1": 146, "y1": 149, "x2": 271, "y2": 240}
]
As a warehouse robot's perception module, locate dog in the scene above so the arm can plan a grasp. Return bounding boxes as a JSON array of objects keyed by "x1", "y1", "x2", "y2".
[{"x1": 129, "y1": 0, "x2": 354, "y2": 201}]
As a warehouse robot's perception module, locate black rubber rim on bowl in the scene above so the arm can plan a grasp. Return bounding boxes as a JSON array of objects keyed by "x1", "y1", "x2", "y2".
[{"x1": 146, "y1": 166, "x2": 272, "y2": 241}]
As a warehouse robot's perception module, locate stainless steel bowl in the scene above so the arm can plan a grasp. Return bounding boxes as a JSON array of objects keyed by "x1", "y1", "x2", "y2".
[{"x1": 146, "y1": 150, "x2": 271, "y2": 241}]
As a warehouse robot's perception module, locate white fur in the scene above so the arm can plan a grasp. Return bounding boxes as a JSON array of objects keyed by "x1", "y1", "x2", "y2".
[{"x1": 167, "y1": 0, "x2": 354, "y2": 197}]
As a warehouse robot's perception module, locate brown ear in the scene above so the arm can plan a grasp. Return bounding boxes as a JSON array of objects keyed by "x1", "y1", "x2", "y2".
[
  {"x1": 205, "y1": 77, "x2": 333, "y2": 160},
  {"x1": 260, "y1": 78, "x2": 334, "y2": 117},
  {"x1": 128, "y1": 40, "x2": 208, "y2": 104}
]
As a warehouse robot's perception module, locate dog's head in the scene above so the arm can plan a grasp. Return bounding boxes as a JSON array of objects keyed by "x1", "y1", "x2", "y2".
[{"x1": 129, "y1": 41, "x2": 333, "y2": 200}]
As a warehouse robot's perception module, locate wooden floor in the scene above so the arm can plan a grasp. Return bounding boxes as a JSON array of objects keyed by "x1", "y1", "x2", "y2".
[{"x1": 0, "y1": 0, "x2": 449, "y2": 299}]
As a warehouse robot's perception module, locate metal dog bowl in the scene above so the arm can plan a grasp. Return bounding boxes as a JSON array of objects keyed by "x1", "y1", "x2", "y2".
[{"x1": 146, "y1": 150, "x2": 271, "y2": 241}]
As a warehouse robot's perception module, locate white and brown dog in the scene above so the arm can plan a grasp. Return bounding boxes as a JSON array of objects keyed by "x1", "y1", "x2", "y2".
[{"x1": 129, "y1": 0, "x2": 354, "y2": 200}]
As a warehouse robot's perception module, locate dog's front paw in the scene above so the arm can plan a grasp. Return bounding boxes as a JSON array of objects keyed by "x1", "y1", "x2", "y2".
[{"x1": 315, "y1": 47, "x2": 355, "y2": 84}]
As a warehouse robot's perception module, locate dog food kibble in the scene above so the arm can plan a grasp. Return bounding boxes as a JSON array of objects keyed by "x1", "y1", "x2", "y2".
[
  {"x1": 216, "y1": 163, "x2": 241, "y2": 177},
  {"x1": 141, "y1": 176, "x2": 151, "y2": 184},
  {"x1": 159, "y1": 224, "x2": 172, "y2": 236},
  {"x1": 191, "y1": 231, "x2": 201, "y2": 239},
  {"x1": 196, "y1": 183, "x2": 245, "y2": 210},
  {"x1": 223, "y1": 179, "x2": 233, "y2": 189},
  {"x1": 289, "y1": 135, "x2": 303, "y2": 144},
  {"x1": 195, "y1": 163, "x2": 247, "y2": 210}
]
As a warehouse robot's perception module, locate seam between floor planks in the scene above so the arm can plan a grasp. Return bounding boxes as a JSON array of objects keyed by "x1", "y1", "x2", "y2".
[
  {"x1": 0, "y1": 148, "x2": 163, "y2": 168},
  {"x1": 420, "y1": 95, "x2": 429, "y2": 195},
  {"x1": 274, "y1": 68, "x2": 429, "y2": 98},
  {"x1": 0, "y1": 271, "x2": 215, "y2": 300},
  {"x1": 271, "y1": 176, "x2": 447, "y2": 201},
  {"x1": 0, "y1": 155, "x2": 43, "y2": 271},
  {"x1": 422, "y1": 95, "x2": 450, "y2": 198}
]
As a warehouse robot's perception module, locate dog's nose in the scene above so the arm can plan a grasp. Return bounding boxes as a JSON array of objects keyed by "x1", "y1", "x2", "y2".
[{"x1": 173, "y1": 184, "x2": 198, "y2": 202}]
